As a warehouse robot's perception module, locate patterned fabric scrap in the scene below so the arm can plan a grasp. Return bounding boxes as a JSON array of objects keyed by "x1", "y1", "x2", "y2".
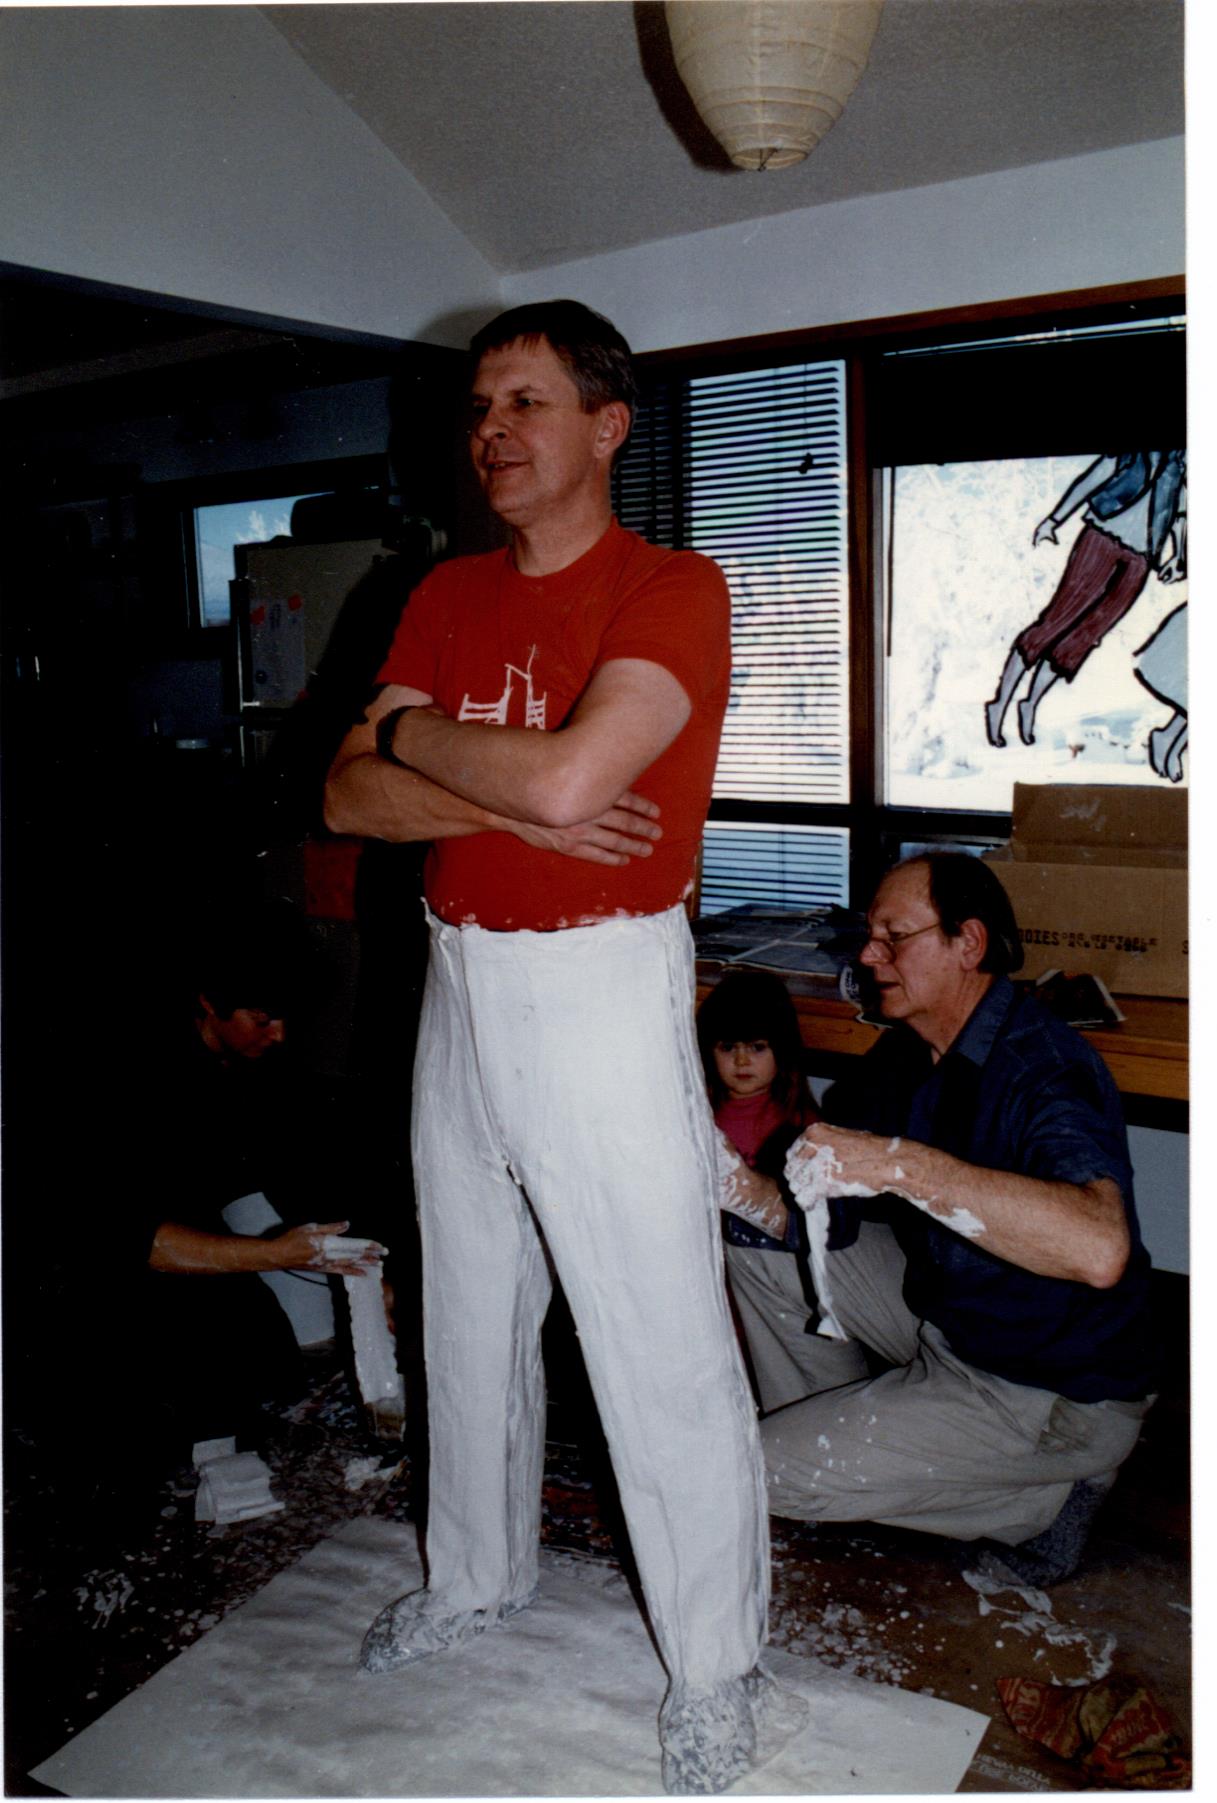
[{"x1": 997, "y1": 1673, "x2": 1190, "y2": 1788}]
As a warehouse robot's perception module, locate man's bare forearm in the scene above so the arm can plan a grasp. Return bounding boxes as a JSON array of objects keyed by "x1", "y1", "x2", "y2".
[
  {"x1": 383, "y1": 658, "x2": 691, "y2": 830},
  {"x1": 324, "y1": 748, "x2": 511, "y2": 843},
  {"x1": 149, "y1": 1221, "x2": 384, "y2": 1276},
  {"x1": 714, "y1": 1130, "x2": 790, "y2": 1240},
  {"x1": 325, "y1": 746, "x2": 662, "y2": 869},
  {"x1": 795, "y1": 1124, "x2": 1129, "y2": 1288}
]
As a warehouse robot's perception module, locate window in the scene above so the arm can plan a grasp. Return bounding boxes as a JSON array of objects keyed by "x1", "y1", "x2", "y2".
[
  {"x1": 193, "y1": 492, "x2": 322, "y2": 627},
  {"x1": 620, "y1": 290, "x2": 1186, "y2": 908},
  {"x1": 175, "y1": 454, "x2": 389, "y2": 633},
  {"x1": 876, "y1": 318, "x2": 1187, "y2": 813}
]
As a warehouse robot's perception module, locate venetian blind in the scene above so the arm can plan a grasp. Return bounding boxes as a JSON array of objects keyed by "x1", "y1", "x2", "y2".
[
  {"x1": 685, "y1": 362, "x2": 849, "y2": 806},
  {"x1": 615, "y1": 359, "x2": 851, "y2": 912}
]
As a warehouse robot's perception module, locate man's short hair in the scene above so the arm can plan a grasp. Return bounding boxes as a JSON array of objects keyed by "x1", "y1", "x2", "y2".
[
  {"x1": 902, "y1": 851, "x2": 1024, "y2": 976},
  {"x1": 190, "y1": 898, "x2": 321, "y2": 1022},
  {"x1": 469, "y1": 300, "x2": 638, "y2": 422}
]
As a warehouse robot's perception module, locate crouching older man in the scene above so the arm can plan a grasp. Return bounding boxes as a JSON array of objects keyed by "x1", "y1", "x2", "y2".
[{"x1": 722, "y1": 852, "x2": 1154, "y2": 1586}]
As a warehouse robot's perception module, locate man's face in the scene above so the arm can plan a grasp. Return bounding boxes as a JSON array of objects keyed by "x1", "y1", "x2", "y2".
[
  {"x1": 200, "y1": 1001, "x2": 287, "y2": 1061},
  {"x1": 858, "y1": 863, "x2": 958, "y2": 1040},
  {"x1": 469, "y1": 337, "x2": 622, "y2": 530}
]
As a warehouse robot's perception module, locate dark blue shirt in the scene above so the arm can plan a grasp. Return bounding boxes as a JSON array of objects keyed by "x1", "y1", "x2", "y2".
[{"x1": 822, "y1": 978, "x2": 1153, "y2": 1403}]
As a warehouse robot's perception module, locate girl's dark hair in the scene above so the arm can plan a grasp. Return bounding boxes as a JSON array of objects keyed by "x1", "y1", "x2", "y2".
[{"x1": 696, "y1": 968, "x2": 813, "y2": 1125}]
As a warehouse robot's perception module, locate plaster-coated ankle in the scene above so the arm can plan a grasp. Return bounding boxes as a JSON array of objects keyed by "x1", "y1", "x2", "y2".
[
  {"x1": 359, "y1": 1585, "x2": 538, "y2": 1674},
  {"x1": 660, "y1": 1675, "x2": 756, "y2": 1796}
]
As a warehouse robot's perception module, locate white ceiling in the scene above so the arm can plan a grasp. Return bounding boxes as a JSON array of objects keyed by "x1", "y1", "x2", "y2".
[{"x1": 263, "y1": 0, "x2": 1185, "y2": 275}]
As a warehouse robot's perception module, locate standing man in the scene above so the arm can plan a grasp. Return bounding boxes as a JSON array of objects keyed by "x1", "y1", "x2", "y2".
[
  {"x1": 726, "y1": 853, "x2": 1154, "y2": 1585},
  {"x1": 325, "y1": 302, "x2": 799, "y2": 1794}
]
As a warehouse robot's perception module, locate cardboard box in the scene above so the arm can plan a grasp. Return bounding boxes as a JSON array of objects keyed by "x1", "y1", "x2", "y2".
[{"x1": 983, "y1": 784, "x2": 1188, "y2": 998}]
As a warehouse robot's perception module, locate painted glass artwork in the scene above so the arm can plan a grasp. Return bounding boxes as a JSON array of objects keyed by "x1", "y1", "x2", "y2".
[{"x1": 884, "y1": 453, "x2": 1188, "y2": 812}]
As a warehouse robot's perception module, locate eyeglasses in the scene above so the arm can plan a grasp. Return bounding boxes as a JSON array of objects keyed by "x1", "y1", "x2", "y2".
[{"x1": 862, "y1": 920, "x2": 941, "y2": 956}]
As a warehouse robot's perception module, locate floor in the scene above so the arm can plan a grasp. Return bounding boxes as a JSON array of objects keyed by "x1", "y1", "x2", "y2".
[{"x1": 3, "y1": 1277, "x2": 1190, "y2": 1797}]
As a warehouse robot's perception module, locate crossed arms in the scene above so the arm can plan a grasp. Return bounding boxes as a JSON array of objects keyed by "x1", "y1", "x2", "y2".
[{"x1": 324, "y1": 658, "x2": 691, "y2": 867}]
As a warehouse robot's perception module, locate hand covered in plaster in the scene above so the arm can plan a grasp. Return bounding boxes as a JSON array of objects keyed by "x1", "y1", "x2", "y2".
[
  {"x1": 508, "y1": 789, "x2": 663, "y2": 866},
  {"x1": 713, "y1": 1128, "x2": 789, "y2": 1240},
  {"x1": 792, "y1": 1126, "x2": 989, "y2": 1244},
  {"x1": 1032, "y1": 516, "x2": 1059, "y2": 548},
  {"x1": 793, "y1": 1123, "x2": 902, "y2": 1197},
  {"x1": 280, "y1": 1221, "x2": 387, "y2": 1276}
]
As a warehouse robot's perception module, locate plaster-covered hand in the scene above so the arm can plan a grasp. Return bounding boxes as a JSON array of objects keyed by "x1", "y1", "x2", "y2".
[
  {"x1": 148, "y1": 1219, "x2": 386, "y2": 1277},
  {"x1": 508, "y1": 789, "x2": 662, "y2": 866},
  {"x1": 1032, "y1": 516, "x2": 1059, "y2": 547},
  {"x1": 791, "y1": 1123, "x2": 1130, "y2": 1288},
  {"x1": 277, "y1": 1223, "x2": 387, "y2": 1276},
  {"x1": 793, "y1": 1123, "x2": 901, "y2": 1196},
  {"x1": 713, "y1": 1129, "x2": 790, "y2": 1241}
]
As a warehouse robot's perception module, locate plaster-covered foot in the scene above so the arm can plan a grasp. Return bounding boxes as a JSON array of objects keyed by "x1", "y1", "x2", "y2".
[
  {"x1": 659, "y1": 1667, "x2": 808, "y2": 1795},
  {"x1": 984, "y1": 697, "x2": 1007, "y2": 749},
  {"x1": 359, "y1": 1585, "x2": 537, "y2": 1674},
  {"x1": 745, "y1": 1666, "x2": 810, "y2": 1768},
  {"x1": 1017, "y1": 698, "x2": 1037, "y2": 746}
]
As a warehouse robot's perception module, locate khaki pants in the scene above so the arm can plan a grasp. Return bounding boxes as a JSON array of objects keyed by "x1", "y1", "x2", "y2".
[{"x1": 738, "y1": 1223, "x2": 1150, "y2": 1547}]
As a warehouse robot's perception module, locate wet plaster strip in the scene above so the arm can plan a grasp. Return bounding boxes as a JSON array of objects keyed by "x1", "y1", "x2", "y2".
[{"x1": 34, "y1": 1518, "x2": 986, "y2": 1799}]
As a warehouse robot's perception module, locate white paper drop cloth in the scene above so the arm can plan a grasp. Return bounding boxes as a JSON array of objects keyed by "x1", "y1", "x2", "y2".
[{"x1": 32, "y1": 1518, "x2": 986, "y2": 1797}]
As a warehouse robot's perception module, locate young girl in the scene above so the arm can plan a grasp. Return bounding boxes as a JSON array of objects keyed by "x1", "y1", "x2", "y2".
[
  {"x1": 698, "y1": 969, "x2": 856, "y2": 1410},
  {"x1": 697, "y1": 968, "x2": 816, "y2": 1251}
]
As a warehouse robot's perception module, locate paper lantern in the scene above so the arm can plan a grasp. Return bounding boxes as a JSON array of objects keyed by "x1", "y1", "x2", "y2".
[{"x1": 665, "y1": 0, "x2": 885, "y2": 171}]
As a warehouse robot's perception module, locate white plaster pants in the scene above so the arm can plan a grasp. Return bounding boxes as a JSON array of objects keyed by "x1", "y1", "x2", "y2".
[
  {"x1": 412, "y1": 904, "x2": 768, "y2": 1690},
  {"x1": 756, "y1": 1223, "x2": 1150, "y2": 1545}
]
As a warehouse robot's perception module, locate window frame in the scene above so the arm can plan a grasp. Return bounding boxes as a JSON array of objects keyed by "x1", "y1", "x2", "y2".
[{"x1": 631, "y1": 278, "x2": 1185, "y2": 910}]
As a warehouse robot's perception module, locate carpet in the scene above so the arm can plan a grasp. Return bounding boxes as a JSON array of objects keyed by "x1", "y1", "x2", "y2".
[{"x1": 32, "y1": 1518, "x2": 987, "y2": 1797}]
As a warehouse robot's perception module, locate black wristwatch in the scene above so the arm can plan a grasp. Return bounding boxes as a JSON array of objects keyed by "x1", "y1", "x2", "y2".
[{"x1": 376, "y1": 704, "x2": 415, "y2": 767}]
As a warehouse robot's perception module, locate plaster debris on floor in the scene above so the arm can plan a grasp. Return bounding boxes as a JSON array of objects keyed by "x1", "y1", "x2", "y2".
[{"x1": 4, "y1": 1315, "x2": 1190, "y2": 1796}]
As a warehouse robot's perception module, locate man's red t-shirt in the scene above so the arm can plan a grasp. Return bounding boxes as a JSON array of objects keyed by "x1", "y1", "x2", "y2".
[{"x1": 376, "y1": 520, "x2": 731, "y2": 931}]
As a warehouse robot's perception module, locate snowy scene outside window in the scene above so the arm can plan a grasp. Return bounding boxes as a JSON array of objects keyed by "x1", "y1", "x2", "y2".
[{"x1": 884, "y1": 454, "x2": 1188, "y2": 811}]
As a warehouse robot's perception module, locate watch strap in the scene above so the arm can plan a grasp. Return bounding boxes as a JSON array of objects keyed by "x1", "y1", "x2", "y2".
[{"x1": 375, "y1": 704, "x2": 415, "y2": 767}]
